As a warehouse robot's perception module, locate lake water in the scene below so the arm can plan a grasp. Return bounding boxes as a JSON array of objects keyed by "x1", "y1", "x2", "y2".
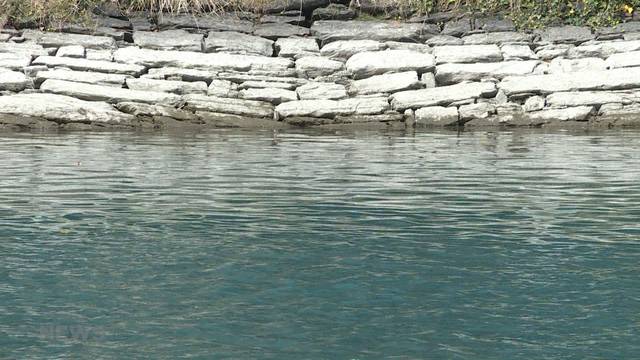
[{"x1": 1, "y1": 129, "x2": 639, "y2": 359}]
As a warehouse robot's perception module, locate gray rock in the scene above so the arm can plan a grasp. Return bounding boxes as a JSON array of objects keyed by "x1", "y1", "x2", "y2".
[
  {"x1": 205, "y1": 31, "x2": 274, "y2": 56},
  {"x1": 216, "y1": 72, "x2": 305, "y2": 85},
  {"x1": 348, "y1": 71, "x2": 421, "y2": 95},
  {"x1": 35, "y1": 69, "x2": 130, "y2": 86},
  {"x1": 425, "y1": 35, "x2": 463, "y2": 46},
  {"x1": 296, "y1": 56, "x2": 344, "y2": 78},
  {"x1": 523, "y1": 96, "x2": 545, "y2": 111},
  {"x1": 567, "y1": 40, "x2": 640, "y2": 58},
  {"x1": 391, "y1": 82, "x2": 497, "y2": 110},
  {"x1": 548, "y1": 57, "x2": 607, "y2": 73},
  {"x1": 0, "y1": 93, "x2": 132, "y2": 123},
  {"x1": 499, "y1": 67, "x2": 640, "y2": 95},
  {"x1": 320, "y1": 40, "x2": 386, "y2": 59},
  {"x1": 476, "y1": 17, "x2": 516, "y2": 32},
  {"x1": 346, "y1": 50, "x2": 435, "y2": 79},
  {"x1": 434, "y1": 45, "x2": 502, "y2": 64},
  {"x1": 538, "y1": 26, "x2": 593, "y2": 44},
  {"x1": 113, "y1": 47, "x2": 293, "y2": 72},
  {"x1": 23, "y1": 65, "x2": 48, "y2": 77},
  {"x1": 442, "y1": 18, "x2": 471, "y2": 37},
  {"x1": 126, "y1": 78, "x2": 208, "y2": 95},
  {"x1": 606, "y1": 51, "x2": 640, "y2": 69},
  {"x1": 85, "y1": 49, "x2": 114, "y2": 61},
  {"x1": 260, "y1": 12, "x2": 305, "y2": 25},
  {"x1": 40, "y1": 79, "x2": 181, "y2": 105},
  {"x1": 239, "y1": 87, "x2": 297, "y2": 104},
  {"x1": 56, "y1": 45, "x2": 85, "y2": 58},
  {"x1": 435, "y1": 60, "x2": 538, "y2": 85},
  {"x1": 623, "y1": 33, "x2": 640, "y2": 41},
  {"x1": 535, "y1": 44, "x2": 573, "y2": 60},
  {"x1": 312, "y1": 4, "x2": 356, "y2": 21},
  {"x1": 33, "y1": 56, "x2": 146, "y2": 76},
  {"x1": 311, "y1": 20, "x2": 435, "y2": 44},
  {"x1": 0, "y1": 53, "x2": 31, "y2": 70},
  {"x1": 501, "y1": 44, "x2": 537, "y2": 60},
  {"x1": 254, "y1": 23, "x2": 309, "y2": 40},
  {"x1": 296, "y1": 82, "x2": 347, "y2": 99},
  {"x1": 238, "y1": 81, "x2": 297, "y2": 90},
  {"x1": 275, "y1": 97, "x2": 389, "y2": 118},
  {"x1": 133, "y1": 30, "x2": 203, "y2": 51},
  {"x1": 116, "y1": 102, "x2": 197, "y2": 121},
  {"x1": 183, "y1": 94, "x2": 274, "y2": 118},
  {"x1": 0, "y1": 70, "x2": 32, "y2": 91},
  {"x1": 526, "y1": 106, "x2": 594, "y2": 121},
  {"x1": 21, "y1": 30, "x2": 116, "y2": 49},
  {"x1": 276, "y1": 37, "x2": 319, "y2": 58},
  {"x1": 263, "y1": 0, "x2": 330, "y2": 14},
  {"x1": 462, "y1": 32, "x2": 533, "y2": 45},
  {"x1": 459, "y1": 103, "x2": 495, "y2": 121},
  {"x1": 414, "y1": 106, "x2": 459, "y2": 126},
  {"x1": 0, "y1": 34, "x2": 11, "y2": 42},
  {"x1": 94, "y1": 27, "x2": 126, "y2": 41},
  {"x1": 146, "y1": 67, "x2": 218, "y2": 83},
  {"x1": 384, "y1": 41, "x2": 432, "y2": 53},
  {"x1": 546, "y1": 91, "x2": 639, "y2": 107},
  {"x1": 421, "y1": 72, "x2": 436, "y2": 88},
  {"x1": 157, "y1": 15, "x2": 254, "y2": 33},
  {"x1": 0, "y1": 42, "x2": 49, "y2": 57},
  {"x1": 208, "y1": 79, "x2": 239, "y2": 97}
]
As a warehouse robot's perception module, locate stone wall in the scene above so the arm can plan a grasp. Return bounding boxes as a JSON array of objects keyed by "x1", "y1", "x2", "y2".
[{"x1": 2, "y1": 11, "x2": 640, "y2": 130}]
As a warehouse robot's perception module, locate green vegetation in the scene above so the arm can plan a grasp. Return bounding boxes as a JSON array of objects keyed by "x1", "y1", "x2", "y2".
[{"x1": 0, "y1": 0, "x2": 637, "y2": 29}]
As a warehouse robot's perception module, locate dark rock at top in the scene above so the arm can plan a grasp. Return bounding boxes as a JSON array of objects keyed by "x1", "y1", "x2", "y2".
[
  {"x1": 253, "y1": 23, "x2": 310, "y2": 40},
  {"x1": 92, "y1": 3, "x2": 127, "y2": 20},
  {"x1": 312, "y1": 4, "x2": 356, "y2": 21},
  {"x1": 408, "y1": 12, "x2": 456, "y2": 24},
  {"x1": 260, "y1": 11, "x2": 306, "y2": 25},
  {"x1": 442, "y1": 18, "x2": 472, "y2": 37},
  {"x1": 356, "y1": 0, "x2": 414, "y2": 18},
  {"x1": 475, "y1": 17, "x2": 515, "y2": 32},
  {"x1": 95, "y1": 16, "x2": 132, "y2": 30},
  {"x1": 538, "y1": 26, "x2": 593, "y2": 44},
  {"x1": 311, "y1": 20, "x2": 439, "y2": 44},
  {"x1": 597, "y1": 21, "x2": 640, "y2": 36},
  {"x1": 263, "y1": 0, "x2": 331, "y2": 14},
  {"x1": 157, "y1": 15, "x2": 254, "y2": 33},
  {"x1": 130, "y1": 14, "x2": 155, "y2": 32}
]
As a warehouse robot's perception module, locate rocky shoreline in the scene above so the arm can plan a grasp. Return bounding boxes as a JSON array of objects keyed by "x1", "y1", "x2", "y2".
[{"x1": 2, "y1": 10, "x2": 640, "y2": 131}]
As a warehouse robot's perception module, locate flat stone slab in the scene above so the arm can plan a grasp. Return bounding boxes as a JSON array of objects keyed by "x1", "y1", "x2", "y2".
[
  {"x1": 296, "y1": 82, "x2": 347, "y2": 100},
  {"x1": 145, "y1": 67, "x2": 219, "y2": 83},
  {"x1": 390, "y1": 82, "x2": 497, "y2": 110},
  {"x1": 501, "y1": 44, "x2": 537, "y2": 60},
  {"x1": 0, "y1": 53, "x2": 31, "y2": 70},
  {"x1": 606, "y1": 51, "x2": 640, "y2": 69},
  {"x1": 253, "y1": 23, "x2": 309, "y2": 40},
  {"x1": 311, "y1": 20, "x2": 435, "y2": 44},
  {"x1": 499, "y1": 68, "x2": 640, "y2": 95},
  {"x1": 348, "y1": 71, "x2": 421, "y2": 95},
  {"x1": 435, "y1": 60, "x2": 538, "y2": 85},
  {"x1": 0, "y1": 93, "x2": 132, "y2": 123},
  {"x1": 113, "y1": 47, "x2": 293, "y2": 72},
  {"x1": 0, "y1": 42, "x2": 50, "y2": 57},
  {"x1": 548, "y1": 57, "x2": 607, "y2": 73},
  {"x1": 216, "y1": 72, "x2": 306, "y2": 86},
  {"x1": 546, "y1": 91, "x2": 640, "y2": 107},
  {"x1": 434, "y1": 45, "x2": 502, "y2": 64},
  {"x1": 22, "y1": 30, "x2": 116, "y2": 49},
  {"x1": 296, "y1": 56, "x2": 344, "y2": 78},
  {"x1": 0, "y1": 70, "x2": 32, "y2": 91},
  {"x1": 346, "y1": 50, "x2": 435, "y2": 79},
  {"x1": 183, "y1": 94, "x2": 274, "y2": 118},
  {"x1": 567, "y1": 40, "x2": 640, "y2": 58},
  {"x1": 36, "y1": 69, "x2": 131, "y2": 86},
  {"x1": 384, "y1": 42, "x2": 431, "y2": 53},
  {"x1": 276, "y1": 37, "x2": 319, "y2": 58},
  {"x1": 538, "y1": 26, "x2": 593, "y2": 44},
  {"x1": 238, "y1": 81, "x2": 296, "y2": 90},
  {"x1": 133, "y1": 30, "x2": 204, "y2": 51},
  {"x1": 40, "y1": 79, "x2": 182, "y2": 105},
  {"x1": 56, "y1": 45, "x2": 85, "y2": 58},
  {"x1": 275, "y1": 97, "x2": 390, "y2": 118},
  {"x1": 157, "y1": 15, "x2": 254, "y2": 33},
  {"x1": 116, "y1": 102, "x2": 198, "y2": 121},
  {"x1": 33, "y1": 56, "x2": 145, "y2": 76},
  {"x1": 126, "y1": 78, "x2": 208, "y2": 95},
  {"x1": 319, "y1": 40, "x2": 386, "y2": 59},
  {"x1": 526, "y1": 106, "x2": 594, "y2": 121},
  {"x1": 239, "y1": 87, "x2": 297, "y2": 104},
  {"x1": 205, "y1": 31, "x2": 274, "y2": 56},
  {"x1": 414, "y1": 106, "x2": 459, "y2": 126},
  {"x1": 208, "y1": 79, "x2": 239, "y2": 97},
  {"x1": 462, "y1": 32, "x2": 532, "y2": 45}
]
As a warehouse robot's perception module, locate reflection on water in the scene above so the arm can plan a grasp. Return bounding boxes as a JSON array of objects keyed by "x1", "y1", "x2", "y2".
[{"x1": 1, "y1": 129, "x2": 639, "y2": 359}]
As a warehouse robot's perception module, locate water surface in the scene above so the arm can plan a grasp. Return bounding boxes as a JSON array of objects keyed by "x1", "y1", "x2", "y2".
[{"x1": 1, "y1": 129, "x2": 639, "y2": 359}]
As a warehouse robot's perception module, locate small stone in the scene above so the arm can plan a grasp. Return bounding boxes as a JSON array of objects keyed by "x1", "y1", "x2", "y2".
[
  {"x1": 462, "y1": 32, "x2": 533, "y2": 45},
  {"x1": 548, "y1": 57, "x2": 607, "y2": 73},
  {"x1": 346, "y1": 50, "x2": 435, "y2": 79},
  {"x1": 421, "y1": 72, "x2": 436, "y2": 88},
  {"x1": 348, "y1": 71, "x2": 421, "y2": 95},
  {"x1": 391, "y1": 82, "x2": 497, "y2": 110},
  {"x1": 320, "y1": 40, "x2": 386, "y2": 59},
  {"x1": 414, "y1": 106, "x2": 459, "y2": 126},
  {"x1": 312, "y1": 4, "x2": 356, "y2": 21},
  {"x1": 56, "y1": 45, "x2": 85, "y2": 58},
  {"x1": 538, "y1": 26, "x2": 593, "y2": 44},
  {"x1": 276, "y1": 37, "x2": 319, "y2": 58},
  {"x1": 133, "y1": 30, "x2": 203, "y2": 51},
  {"x1": 296, "y1": 82, "x2": 347, "y2": 100},
  {"x1": 459, "y1": 103, "x2": 495, "y2": 121},
  {"x1": 296, "y1": 56, "x2": 344, "y2": 78},
  {"x1": 501, "y1": 44, "x2": 537, "y2": 60},
  {"x1": 205, "y1": 31, "x2": 274, "y2": 56},
  {"x1": 208, "y1": 79, "x2": 239, "y2": 97},
  {"x1": 0, "y1": 70, "x2": 32, "y2": 91},
  {"x1": 523, "y1": 96, "x2": 545, "y2": 112},
  {"x1": 254, "y1": 23, "x2": 309, "y2": 40},
  {"x1": 239, "y1": 87, "x2": 297, "y2": 105},
  {"x1": 425, "y1": 35, "x2": 463, "y2": 46},
  {"x1": 434, "y1": 45, "x2": 502, "y2": 64},
  {"x1": 442, "y1": 18, "x2": 471, "y2": 37},
  {"x1": 126, "y1": 78, "x2": 208, "y2": 95}
]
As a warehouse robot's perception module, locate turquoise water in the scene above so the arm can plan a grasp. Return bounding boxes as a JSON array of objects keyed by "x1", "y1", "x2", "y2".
[{"x1": 1, "y1": 129, "x2": 639, "y2": 359}]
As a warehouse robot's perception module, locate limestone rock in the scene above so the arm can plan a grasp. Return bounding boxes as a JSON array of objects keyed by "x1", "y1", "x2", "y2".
[
  {"x1": 501, "y1": 44, "x2": 537, "y2": 60},
  {"x1": 346, "y1": 50, "x2": 435, "y2": 79},
  {"x1": 312, "y1": 4, "x2": 357, "y2": 21},
  {"x1": 546, "y1": 91, "x2": 639, "y2": 107},
  {"x1": 606, "y1": 51, "x2": 640, "y2": 69},
  {"x1": 421, "y1": 72, "x2": 436, "y2": 88},
  {"x1": 548, "y1": 57, "x2": 607, "y2": 73},
  {"x1": 40, "y1": 79, "x2": 181, "y2": 105},
  {"x1": 253, "y1": 23, "x2": 309, "y2": 40},
  {"x1": 348, "y1": 71, "x2": 421, "y2": 95},
  {"x1": 157, "y1": 15, "x2": 254, "y2": 33},
  {"x1": 535, "y1": 44, "x2": 573, "y2": 60},
  {"x1": 239, "y1": 87, "x2": 297, "y2": 104},
  {"x1": 275, "y1": 97, "x2": 389, "y2": 118},
  {"x1": 459, "y1": 103, "x2": 495, "y2": 121},
  {"x1": 21, "y1": 30, "x2": 116, "y2": 49},
  {"x1": 238, "y1": 81, "x2": 297, "y2": 90},
  {"x1": 462, "y1": 32, "x2": 532, "y2": 45},
  {"x1": 86, "y1": 49, "x2": 114, "y2": 61},
  {"x1": 434, "y1": 45, "x2": 502, "y2": 64},
  {"x1": 567, "y1": 40, "x2": 640, "y2": 58},
  {"x1": 295, "y1": 56, "x2": 344, "y2": 78},
  {"x1": 0, "y1": 70, "x2": 32, "y2": 91},
  {"x1": 390, "y1": 82, "x2": 497, "y2": 110},
  {"x1": 133, "y1": 30, "x2": 203, "y2": 51},
  {"x1": 276, "y1": 37, "x2": 319, "y2": 58},
  {"x1": 499, "y1": 68, "x2": 640, "y2": 95},
  {"x1": 33, "y1": 56, "x2": 145, "y2": 76},
  {"x1": 116, "y1": 102, "x2": 198, "y2": 121},
  {"x1": 216, "y1": 72, "x2": 306, "y2": 86},
  {"x1": 311, "y1": 20, "x2": 435, "y2": 44},
  {"x1": 414, "y1": 106, "x2": 459, "y2": 126},
  {"x1": 296, "y1": 82, "x2": 347, "y2": 100},
  {"x1": 320, "y1": 40, "x2": 386, "y2": 59},
  {"x1": 208, "y1": 79, "x2": 239, "y2": 97},
  {"x1": 538, "y1": 26, "x2": 593, "y2": 44},
  {"x1": 183, "y1": 94, "x2": 274, "y2": 118},
  {"x1": 205, "y1": 31, "x2": 274, "y2": 56},
  {"x1": 35, "y1": 69, "x2": 130, "y2": 87},
  {"x1": 0, "y1": 93, "x2": 132, "y2": 123},
  {"x1": 523, "y1": 96, "x2": 545, "y2": 112},
  {"x1": 56, "y1": 45, "x2": 85, "y2": 58},
  {"x1": 442, "y1": 18, "x2": 471, "y2": 37},
  {"x1": 0, "y1": 42, "x2": 50, "y2": 57},
  {"x1": 113, "y1": 47, "x2": 293, "y2": 72},
  {"x1": 0, "y1": 53, "x2": 31, "y2": 70},
  {"x1": 146, "y1": 67, "x2": 218, "y2": 83},
  {"x1": 126, "y1": 78, "x2": 208, "y2": 95},
  {"x1": 435, "y1": 60, "x2": 538, "y2": 85},
  {"x1": 384, "y1": 41, "x2": 431, "y2": 53},
  {"x1": 425, "y1": 35, "x2": 463, "y2": 46},
  {"x1": 526, "y1": 106, "x2": 594, "y2": 121}
]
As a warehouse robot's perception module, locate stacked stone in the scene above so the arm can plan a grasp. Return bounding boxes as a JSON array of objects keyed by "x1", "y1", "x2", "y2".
[{"x1": 2, "y1": 14, "x2": 640, "y2": 129}]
